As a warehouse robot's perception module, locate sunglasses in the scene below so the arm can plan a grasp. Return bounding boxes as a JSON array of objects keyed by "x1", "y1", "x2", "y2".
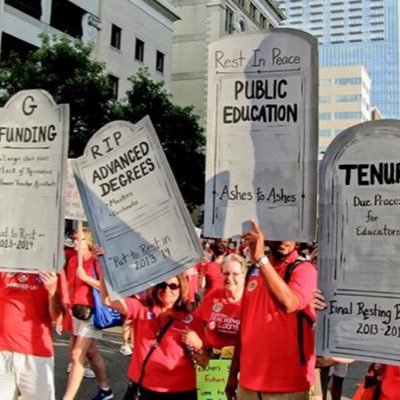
[{"x1": 156, "y1": 282, "x2": 180, "y2": 291}]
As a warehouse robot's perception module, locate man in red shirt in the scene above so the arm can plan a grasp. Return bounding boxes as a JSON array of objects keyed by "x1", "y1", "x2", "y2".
[
  {"x1": 0, "y1": 271, "x2": 63, "y2": 400},
  {"x1": 226, "y1": 220, "x2": 317, "y2": 400}
]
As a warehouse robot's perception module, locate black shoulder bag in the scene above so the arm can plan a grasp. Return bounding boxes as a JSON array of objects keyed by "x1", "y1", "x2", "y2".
[{"x1": 123, "y1": 315, "x2": 174, "y2": 400}]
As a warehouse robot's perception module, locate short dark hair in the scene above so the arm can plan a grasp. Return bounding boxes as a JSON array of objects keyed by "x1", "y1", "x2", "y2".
[{"x1": 210, "y1": 239, "x2": 228, "y2": 257}]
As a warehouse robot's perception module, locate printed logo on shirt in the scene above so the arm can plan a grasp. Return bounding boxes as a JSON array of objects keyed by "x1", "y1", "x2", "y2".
[
  {"x1": 212, "y1": 303, "x2": 223, "y2": 313},
  {"x1": 247, "y1": 280, "x2": 257, "y2": 292},
  {"x1": 250, "y1": 268, "x2": 260, "y2": 277},
  {"x1": 147, "y1": 311, "x2": 155, "y2": 320},
  {"x1": 17, "y1": 274, "x2": 29, "y2": 283},
  {"x1": 209, "y1": 321, "x2": 216, "y2": 330},
  {"x1": 182, "y1": 314, "x2": 194, "y2": 324},
  {"x1": 6, "y1": 273, "x2": 15, "y2": 277}
]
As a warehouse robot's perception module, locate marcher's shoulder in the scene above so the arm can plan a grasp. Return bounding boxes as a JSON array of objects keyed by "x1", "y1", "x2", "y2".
[
  {"x1": 292, "y1": 259, "x2": 317, "y2": 277},
  {"x1": 66, "y1": 254, "x2": 78, "y2": 269},
  {"x1": 125, "y1": 296, "x2": 146, "y2": 317}
]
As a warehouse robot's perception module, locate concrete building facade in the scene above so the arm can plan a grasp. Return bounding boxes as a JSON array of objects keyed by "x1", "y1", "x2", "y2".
[
  {"x1": 319, "y1": 65, "x2": 371, "y2": 155},
  {"x1": 0, "y1": 0, "x2": 101, "y2": 57},
  {"x1": 0, "y1": 0, "x2": 179, "y2": 99},
  {"x1": 97, "y1": 0, "x2": 179, "y2": 97},
  {"x1": 170, "y1": 0, "x2": 284, "y2": 122}
]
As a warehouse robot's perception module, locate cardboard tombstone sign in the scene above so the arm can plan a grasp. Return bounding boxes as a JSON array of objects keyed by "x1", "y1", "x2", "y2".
[
  {"x1": 317, "y1": 120, "x2": 400, "y2": 365},
  {"x1": 65, "y1": 159, "x2": 86, "y2": 221},
  {"x1": 72, "y1": 116, "x2": 203, "y2": 299},
  {"x1": 0, "y1": 90, "x2": 69, "y2": 272},
  {"x1": 204, "y1": 29, "x2": 318, "y2": 240}
]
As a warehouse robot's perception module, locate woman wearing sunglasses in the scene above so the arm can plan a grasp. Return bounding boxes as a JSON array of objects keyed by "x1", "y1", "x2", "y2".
[{"x1": 100, "y1": 273, "x2": 208, "y2": 400}]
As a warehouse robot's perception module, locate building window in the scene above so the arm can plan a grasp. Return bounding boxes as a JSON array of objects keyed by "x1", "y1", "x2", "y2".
[
  {"x1": 335, "y1": 111, "x2": 363, "y2": 119},
  {"x1": 336, "y1": 94, "x2": 362, "y2": 102},
  {"x1": 156, "y1": 51, "x2": 164, "y2": 73},
  {"x1": 109, "y1": 75, "x2": 119, "y2": 99},
  {"x1": 320, "y1": 129, "x2": 333, "y2": 137},
  {"x1": 335, "y1": 77, "x2": 362, "y2": 85},
  {"x1": 111, "y1": 24, "x2": 122, "y2": 49},
  {"x1": 6, "y1": 0, "x2": 41, "y2": 19},
  {"x1": 319, "y1": 112, "x2": 331, "y2": 120},
  {"x1": 250, "y1": 3, "x2": 257, "y2": 19},
  {"x1": 260, "y1": 15, "x2": 267, "y2": 29},
  {"x1": 225, "y1": 7, "x2": 234, "y2": 33},
  {"x1": 319, "y1": 96, "x2": 331, "y2": 103},
  {"x1": 135, "y1": 38, "x2": 144, "y2": 62},
  {"x1": 320, "y1": 79, "x2": 331, "y2": 86}
]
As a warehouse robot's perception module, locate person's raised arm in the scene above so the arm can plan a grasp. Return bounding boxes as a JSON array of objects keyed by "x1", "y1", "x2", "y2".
[
  {"x1": 242, "y1": 220, "x2": 301, "y2": 313},
  {"x1": 92, "y1": 243, "x2": 129, "y2": 315},
  {"x1": 76, "y1": 264, "x2": 101, "y2": 290},
  {"x1": 99, "y1": 275, "x2": 128, "y2": 315}
]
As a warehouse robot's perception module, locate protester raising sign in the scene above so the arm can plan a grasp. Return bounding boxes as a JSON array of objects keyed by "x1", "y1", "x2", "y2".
[
  {"x1": 204, "y1": 29, "x2": 318, "y2": 241},
  {"x1": 317, "y1": 120, "x2": 400, "y2": 365},
  {"x1": 0, "y1": 90, "x2": 69, "y2": 272},
  {"x1": 72, "y1": 117, "x2": 203, "y2": 299}
]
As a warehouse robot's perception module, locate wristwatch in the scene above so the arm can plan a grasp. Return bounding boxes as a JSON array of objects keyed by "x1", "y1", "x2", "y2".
[{"x1": 256, "y1": 255, "x2": 270, "y2": 268}]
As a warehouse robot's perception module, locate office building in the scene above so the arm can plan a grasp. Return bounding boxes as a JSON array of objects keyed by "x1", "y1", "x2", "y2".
[
  {"x1": 319, "y1": 65, "x2": 371, "y2": 155},
  {"x1": 97, "y1": 0, "x2": 179, "y2": 97},
  {"x1": 170, "y1": 0, "x2": 285, "y2": 122},
  {"x1": 0, "y1": 0, "x2": 179, "y2": 98},
  {"x1": 277, "y1": 0, "x2": 400, "y2": 118}
]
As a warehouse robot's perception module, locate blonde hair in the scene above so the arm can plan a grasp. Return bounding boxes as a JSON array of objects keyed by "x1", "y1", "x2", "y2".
[
  {"x1": 221, "y1": 254, "x2": 247, "y2": 274},
  {"x1": 73, "y1": 227, "x2": 94, "y2": 251}
]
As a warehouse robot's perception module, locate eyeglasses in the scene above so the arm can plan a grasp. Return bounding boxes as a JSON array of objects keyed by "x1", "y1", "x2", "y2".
[
  {"x1": 156, "y1": 282, "x2": 180, "y2": 291},
  {"x1": 223, "y1": 272, "x2": 243, "y2": 278}
]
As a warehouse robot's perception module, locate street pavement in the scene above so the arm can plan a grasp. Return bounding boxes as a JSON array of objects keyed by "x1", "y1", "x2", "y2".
[
  {"x1": 54, "y1": 327, "x2": 130, "y2": 400},
  {"x1": 53, "y1": 327, "x2": 367, "y2": 400}
]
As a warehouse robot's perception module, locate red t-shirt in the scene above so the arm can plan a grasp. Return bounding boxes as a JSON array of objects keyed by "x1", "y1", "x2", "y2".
[
  {"x1": 0, "y1": 272, "x2": 53, "y2": 357},
  {"x1": 380, "y1": 365, "x2": 400, "y2": 399},
  {"x1": 239, "y1": 251, "x2": 317, "y2": 393},
  {"x1": 202, "y1": 261, "x2": 224, "y2": 297},
  {"x1": 125, "y1": 298, "x2": 205, "y2": 392},
  {"x1": 67, "y1": 256, "x2": 101, "y2": 307},
  {"x1": 196, "y1": 288, "x2": 241, "y2": 349}
]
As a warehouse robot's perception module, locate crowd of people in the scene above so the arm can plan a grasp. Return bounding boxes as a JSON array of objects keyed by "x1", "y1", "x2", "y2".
[{"x1": 0, "y1": 220, "x2": 399, "y2": 400}]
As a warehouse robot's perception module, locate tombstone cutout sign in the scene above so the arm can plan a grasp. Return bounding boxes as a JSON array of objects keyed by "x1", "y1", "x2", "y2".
[
  {"x1": 65, "y1": 159, "x2": 86, "y2": 221},
  {"x1": 0, "y1": 90, "x2": 69, "y2": 272},
  {"x1": 317, "y1": 120, "x2": 400, "y2": 365},
  {"x1": 72, "y1": 117, "x2": 203, "y2": 299},
  {"x1": 204, "y1": 29, "x2": 318, "y2": 240}
]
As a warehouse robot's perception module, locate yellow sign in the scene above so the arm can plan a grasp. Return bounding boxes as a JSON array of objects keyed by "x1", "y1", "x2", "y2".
[{"x1": 196, "y1": 360, "x2": 231, "y2": 400}]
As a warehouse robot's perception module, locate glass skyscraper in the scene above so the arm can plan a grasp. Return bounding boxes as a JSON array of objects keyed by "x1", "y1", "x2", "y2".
[{"x1": 277, "y1": 0, "x2": 400, "y2": 118}]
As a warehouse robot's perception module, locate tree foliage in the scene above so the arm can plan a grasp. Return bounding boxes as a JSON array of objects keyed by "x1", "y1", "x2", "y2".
[
  {"x1": 0, "y1": 35, "x2": 205, "y2": 211},
  {"x1": 113, "y1": 70, "x2": 205, "y2": 212},
  {"x1": 0, "y1": 35, "x2": 114, "y2": 156}
]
